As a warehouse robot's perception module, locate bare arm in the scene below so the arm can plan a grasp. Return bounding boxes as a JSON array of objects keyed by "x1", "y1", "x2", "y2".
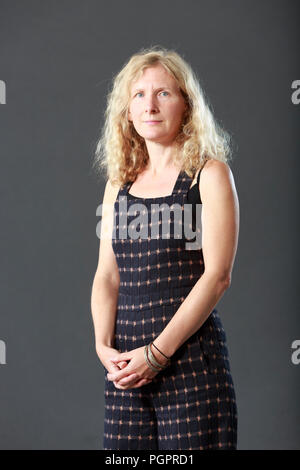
[
  {"x1": 152, "y1": 159, "x2": 240, "y2": 360},
  {"x1": 90, "y1": 179, "x2": 120, "y2": 355}
]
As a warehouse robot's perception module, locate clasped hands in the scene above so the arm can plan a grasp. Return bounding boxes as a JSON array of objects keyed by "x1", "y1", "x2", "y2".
[{"x1": 107, "y1": 345, "x2": 168, "y2": 390}]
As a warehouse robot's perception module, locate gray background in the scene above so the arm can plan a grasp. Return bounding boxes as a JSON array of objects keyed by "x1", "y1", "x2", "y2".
[{"x1": 0, "y1": 0, "x2": 299, "y2": 450}]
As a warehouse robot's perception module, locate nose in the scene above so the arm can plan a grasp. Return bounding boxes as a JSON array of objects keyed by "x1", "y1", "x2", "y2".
[{"x1": 145, "y1": 94, "x2": 158, "y2": 114}]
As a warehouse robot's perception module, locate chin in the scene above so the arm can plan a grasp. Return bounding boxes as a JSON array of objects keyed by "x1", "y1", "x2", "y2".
[
  {"x1": 144, "y1": 135, "x2": 166, "y2": 143},
  {"x1": 142, "y1": 130, "x2": 166, "y2": 138}
]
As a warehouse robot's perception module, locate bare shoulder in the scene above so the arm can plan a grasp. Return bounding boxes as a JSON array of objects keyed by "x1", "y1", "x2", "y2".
[
  {"x1": 200, "y1": 159, "x2": 237, "y2": 201},
  {"x1": 199, "y1": 159, "x2": 237, "y2": 203},
  {"x1": 102, "y1": 178, "x2": 122, "y2": 205},
  {"x1": 202, "y1": 158, "x2": 232, "y2": 180}
]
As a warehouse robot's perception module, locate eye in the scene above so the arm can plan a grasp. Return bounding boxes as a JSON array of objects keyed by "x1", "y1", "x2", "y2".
[
  {"x1": 160, "y1": 91, "x2": 169, "y2": 97},
  {"x1": 135, "y1": 92, "x2": 143, "y2": 98}
]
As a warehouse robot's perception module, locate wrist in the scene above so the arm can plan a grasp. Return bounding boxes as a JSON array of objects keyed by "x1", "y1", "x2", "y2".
[
  {"x1": 150, "y1": 343, "x2": 170, "y2": 366},
  {"x1": 152, "y1": 336, "x2": 175, "y2": 358}
]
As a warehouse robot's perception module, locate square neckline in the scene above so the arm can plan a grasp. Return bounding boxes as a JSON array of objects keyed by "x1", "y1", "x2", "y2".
[{"x1": 127, "y1": 168, "x2": 184, "y2": 201}]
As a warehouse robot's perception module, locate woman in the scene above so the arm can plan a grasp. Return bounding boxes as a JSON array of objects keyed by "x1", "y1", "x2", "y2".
[{"x1": 91, "y1": 46, "x2": 239, "y2": 450}]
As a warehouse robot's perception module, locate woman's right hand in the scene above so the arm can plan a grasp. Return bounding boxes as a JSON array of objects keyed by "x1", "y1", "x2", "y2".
[{"x1": 96, "y1": 344, "x2": 152, "y2": 388}]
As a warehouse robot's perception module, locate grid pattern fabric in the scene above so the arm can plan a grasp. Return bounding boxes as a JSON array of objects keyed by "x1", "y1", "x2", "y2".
[{"x1": 103, "y1": 169, "x2": 238, "y2": 450}]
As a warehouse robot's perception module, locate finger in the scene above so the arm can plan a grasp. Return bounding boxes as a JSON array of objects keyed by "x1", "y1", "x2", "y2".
[
  {"x1": 113, "y1": 374, "x2": 141, "y2": 389},
  {"x1": 114, "y1": 377, "x2": 152, "y2": 390},
  {"x1": 118, "y1": 361, "x2": 129, "y2": 369},
  {"x1": 107, "y1": 369, "x2": 133, "y2": 381},
  {"x1": 117, "y1": 373, "x2": 139, "y2": 386},
  {"x1": 110, "y1": 371, "x2": 137, "y2": 383},
  {"x1": 110, "y1": 353, "x2": 131, "y2": 363},
  {"x1": 109, "y1": 360, "x2": 127, "y2": 371},
  {"x1": 131, "y1": 378, "x2": 152, "y2": 388},
  {"x1": 111, "y1": 363, "x2": 122, "y2": 371},
  {"x1": 113, "y1": 380, "x2": 134, "y2": 389}
]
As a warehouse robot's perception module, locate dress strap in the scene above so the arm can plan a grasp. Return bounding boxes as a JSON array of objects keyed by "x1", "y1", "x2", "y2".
[
  {"x1": 196, "y1": 158, "x2": 209, "y2": 185},
  {"x1": 120, "y1": 181, "x2": 132, "y2": 196}
]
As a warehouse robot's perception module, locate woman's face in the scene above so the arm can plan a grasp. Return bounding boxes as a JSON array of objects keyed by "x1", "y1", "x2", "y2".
[{"x1": 127, "y1": 63, "x2": 187, "y2": 145}]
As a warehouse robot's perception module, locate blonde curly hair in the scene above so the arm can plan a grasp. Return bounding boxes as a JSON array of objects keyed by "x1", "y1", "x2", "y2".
[{"x1": 92, "y1": 45, "x2": 233, "y2": 187}]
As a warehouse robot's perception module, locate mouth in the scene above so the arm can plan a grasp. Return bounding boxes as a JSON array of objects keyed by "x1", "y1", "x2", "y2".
[{"x1": 144, "y1": 120, "x2": 162, "y2": 124}]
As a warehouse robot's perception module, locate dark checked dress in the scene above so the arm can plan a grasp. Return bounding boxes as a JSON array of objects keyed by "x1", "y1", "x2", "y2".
[{"x1": 103, "y1": 166, "x2": 238, "y2": 450}]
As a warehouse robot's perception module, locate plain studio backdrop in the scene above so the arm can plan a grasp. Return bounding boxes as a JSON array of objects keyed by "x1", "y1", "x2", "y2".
[{"x1": 0, "y1": 0, "x2": 299, "y2": 450}]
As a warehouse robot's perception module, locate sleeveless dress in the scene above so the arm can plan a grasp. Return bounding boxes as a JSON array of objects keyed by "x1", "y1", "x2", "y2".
[{"x1": 103, "y1": 166, "x2": 238, "y2": 450}]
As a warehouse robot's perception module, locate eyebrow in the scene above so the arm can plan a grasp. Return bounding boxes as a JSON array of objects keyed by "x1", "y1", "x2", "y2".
[{"x1": 132, "y1": 86, "x2": 172, "y2": 94}]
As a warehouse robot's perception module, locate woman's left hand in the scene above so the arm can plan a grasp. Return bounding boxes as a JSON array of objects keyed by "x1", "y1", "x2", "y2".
[{"x1": 107, "y1": 346, "x2": 165, "y2": 389}]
